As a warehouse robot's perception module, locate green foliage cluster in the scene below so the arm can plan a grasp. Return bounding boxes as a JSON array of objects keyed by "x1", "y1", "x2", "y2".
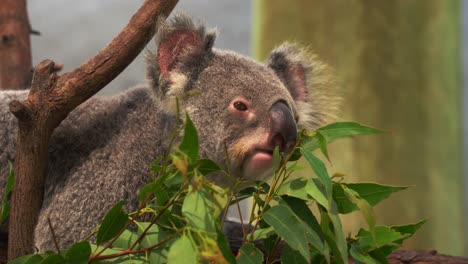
[{"x1": 5, "y1": 116, "x2": 424, "y2": 264}]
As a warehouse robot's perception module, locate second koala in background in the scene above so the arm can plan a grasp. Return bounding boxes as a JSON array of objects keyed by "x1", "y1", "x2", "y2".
[{"x1": 0, "y1": 14, "x2": 339, "y2": 250}]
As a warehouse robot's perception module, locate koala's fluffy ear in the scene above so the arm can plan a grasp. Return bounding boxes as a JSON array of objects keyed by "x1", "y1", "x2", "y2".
[
  {"x1": 146, "y1": 14, "x2": 216, "y2": 108},
  {"x1": 267, "y1": 43, "x2": 340, "y2": 131}
]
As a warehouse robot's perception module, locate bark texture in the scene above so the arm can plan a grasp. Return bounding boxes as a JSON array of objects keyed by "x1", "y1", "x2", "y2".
[
  {"x1": 7, "y1": 0, "x2": 178, "y2": 260},
  {"x1": 0, "y1": 0, "x2": 32, "y2": 90}
]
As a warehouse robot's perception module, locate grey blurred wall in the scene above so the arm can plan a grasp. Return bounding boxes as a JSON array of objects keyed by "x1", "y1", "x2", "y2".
[{"x1": 28, "y1": 0, "x2": 252, "y2": 95}]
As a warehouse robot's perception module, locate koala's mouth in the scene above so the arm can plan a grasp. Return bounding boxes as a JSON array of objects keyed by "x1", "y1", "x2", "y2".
[{"x1": 242, "y1": 148, "x2": 274, "y2": 181}]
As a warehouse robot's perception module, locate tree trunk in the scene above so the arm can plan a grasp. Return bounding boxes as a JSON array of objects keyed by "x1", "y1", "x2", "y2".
[
  {"x1": 7, "y1": 0, "x2": 178, "y2": 260},
  {"x1": 253, "y1": 0, "x2": 465, "y2": 256},
  {"x1": 0, "y1": 0, "x2": 32, "y2": 90}
]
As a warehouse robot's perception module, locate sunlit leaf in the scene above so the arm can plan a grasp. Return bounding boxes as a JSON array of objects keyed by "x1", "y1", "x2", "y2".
[
  {"x1": 182, "y1": 187, "x2": 220, "y2": 232},
  {"x1": 252, "y1": 226, "x2": 275, "y2": 240},
  {"x1": 341, "y1": 185, "x2": 376, "y2": 232},
  {"x1": 167, "y1": 235, "x2": 198, "y2": 263},
  {"x1": 301, "y1": 150, "x2": 332, "y2": 203}
]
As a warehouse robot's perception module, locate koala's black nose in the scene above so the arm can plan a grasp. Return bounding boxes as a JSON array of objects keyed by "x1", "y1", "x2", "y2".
[{"x1": 269, "y1": 101, "x2": 298, "y2": 154}]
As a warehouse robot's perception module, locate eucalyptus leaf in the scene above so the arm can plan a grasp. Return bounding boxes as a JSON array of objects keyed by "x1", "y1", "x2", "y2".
[
  {"x1": 341, "y1": 185, "x2": 376, "y2": 232},
  {"x1": 356, "y1": 226, "x2": 408, "y2": 251},
  {"x1": 333, "y1": 183, "x2": 407, "y2": 214},
  {"x1": 9, "y1": 254, "x2": 43, "y2": 264},
  {"x1": 179, "y1": 113, "x2": 199, "y2": 162},
  {"x1": 281, "y1": 244, "x2": 309, "y2": 264},
  {"x1": 96, "y1": 200, "x2": 128, "y2": 245},
  {"x1": 217, "y1": 232, "x2": 236, "y2": 264},
  {"x1": 263, "y1": 204, "x2": 326, "y2": 261},
  {"x1": 303, "y1": 122, "x2": 384, "y2": 151},
  {"x1": 198, "y1": 158, "x2": 222, "y2": 175},
  {"x1": 301, "y1": 150, "x2": 332, "y2": 204},
  {"x1": 236, "y1": 243, "x2": 263, "y2": 264},
  {"x1": 65, "y1": 241, "x2": 91, "y2": 264},
  {"x1": 182, "y1": 187, "x2": 220, "y2": 232},
  {"x1": 167, "y1": 235, "x2": 198, "y2": 263}
]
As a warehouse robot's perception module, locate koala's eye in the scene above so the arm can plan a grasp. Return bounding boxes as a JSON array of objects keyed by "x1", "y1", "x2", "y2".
[{"x1": 233, "y1": 101, "x2": 248, "y2": 112}]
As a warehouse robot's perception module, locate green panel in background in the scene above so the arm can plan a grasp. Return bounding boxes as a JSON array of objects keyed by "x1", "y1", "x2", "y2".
[{"x1": 253, "y1": 0, "x2": 465, "y2": 255}]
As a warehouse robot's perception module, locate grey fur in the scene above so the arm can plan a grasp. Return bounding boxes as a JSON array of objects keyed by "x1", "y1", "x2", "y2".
[{"x1": 0, "y1": 14, "x2": 338, "y2": 251}]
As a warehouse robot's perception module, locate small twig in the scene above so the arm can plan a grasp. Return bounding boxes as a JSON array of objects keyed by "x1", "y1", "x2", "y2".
[
  {"x1": 128, "y1": 185, "x2": 187, "y2": 251},
  {"x1": 29, "y1": 28, "x2": 41, "y2": 36},
  {"x1": 233, "y1": 193, "x2": 246, "y2": 241},
  {"x1": 90, "y1": 234, "x2": 177, "y2": 261},
  {"x1": 47, "y1": 218, "x2": 60, "y2": 254}
]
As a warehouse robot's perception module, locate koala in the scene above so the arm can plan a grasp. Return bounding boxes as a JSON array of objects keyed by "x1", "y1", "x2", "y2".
[{"x1": 0, "y1": 14, "x2": 338, "y2": 251}]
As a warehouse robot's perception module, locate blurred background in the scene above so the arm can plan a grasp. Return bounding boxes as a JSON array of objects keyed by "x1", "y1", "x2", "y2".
[{"x1": 28, "y1": 0, "x2": 467, "y2": 256}]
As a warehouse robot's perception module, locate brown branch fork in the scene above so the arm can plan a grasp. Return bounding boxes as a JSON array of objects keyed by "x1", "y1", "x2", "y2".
[{"x1": 7, "y1": 0, "x2": 178, "y2": 260}]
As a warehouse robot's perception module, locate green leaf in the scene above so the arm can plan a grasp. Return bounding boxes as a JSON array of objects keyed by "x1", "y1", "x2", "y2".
[
  {"x1": 277, "y1": 178, "x2": 310, "y2": 201},
  {"x1": 252, "y1": 226, "x2": 275, "y2": 240},
  {"x1": 138, "y1": 171, "x2": 169, "y2": 201},
  {"x1": 390, "y1": 219, "x2": 426, "y2": 237},
  {"x1": 263, "y1": 204, "x2": 325, "y2": 261},
  {"x1": 0, "y1": 160, "x2": 14, "y2": 223},
  {"x1": 132, "y1": 222, "x2": 172, "y2": 263},
  {"x1": 303, "y1": 122, "x2": 383, "y2": 152},
  {"x1": 182, "y1": 187, "x2": 220, "y2": 232},
  {"x1": 327, "y1": 202, "x2": 348, "y2": 264},
  {"x1": 316, "y1": 131, "x2": 331, "y2": 162},
  {"x1": 111, "y1": 229, "x2": 137, "y2": 249},
  {"x1": 217, "y1": 232, "x2": 236, "y2": 264},
  {"x1": 65, "y1": 241, "x2": 91, "y2": 264},
  {"x1": 305, "y1": 179, "x2": 329, "y2": 209},
  {"x1": 301, "y1": 150, "x2": 332, "y2": 203},
  {"x1": 341, "y1": 185, "x2": 376, "y2": 232},
  {"x1": 381, "y1": 219, "x2": 426, "y2": 252},
  {"x1": 349, "y1": 244, "x2": 379, "y2": 264},
  {"x1": 278, "y1": 178, "x2": 328, "y2": 209},
  {"x1": 10, "y1": 254, "x2": 43, "y2": 264},
  {"x1": 197, "y1": 159, "x2": 222, "y2": 175},
  {"x1": 179, "y1": 113, "x2": 199, "y2": 162},
  {"x1": 167, "y1": 235, "x2": 198, "y2": 263},
  {"x1": 356, "y1": 226, "x2": 409, "y2": 251},
  {"x1": 281, "y1": 244, "x2": 308, "y2": 264},
  {"x1": 333, "y1": 183, "x2": 407, "y2": 214},
  {"x1": 96, "y1": 200, "x2": 128, "y2": 245},
  {"x1": 39, "y1": 253, "x2": 65, "y2": 264},
  {"x1": 236, "y1": 243, "x2": 263, "y2": 264}
]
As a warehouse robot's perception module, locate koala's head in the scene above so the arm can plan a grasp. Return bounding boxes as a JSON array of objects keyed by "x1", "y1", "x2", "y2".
[{"x1": 147, "y1": 15, "x2": 339, "y2": 186}]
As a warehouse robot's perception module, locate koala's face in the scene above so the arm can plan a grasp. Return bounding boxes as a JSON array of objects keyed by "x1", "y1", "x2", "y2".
[
  {"x1": 147, "y1": 15, "x2": 339, "y2": 186},
  {"x1": 184, "y1": 51, "x2": 300, "y2": 184}
]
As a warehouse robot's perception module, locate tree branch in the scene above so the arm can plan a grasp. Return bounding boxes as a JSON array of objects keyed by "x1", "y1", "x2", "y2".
[
  {"x1": 7, "y1": 0, "x2": 178, "y2": 260},
  {"x1": 0, "y1": 0, "x2": 32, "y2": 90}
]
